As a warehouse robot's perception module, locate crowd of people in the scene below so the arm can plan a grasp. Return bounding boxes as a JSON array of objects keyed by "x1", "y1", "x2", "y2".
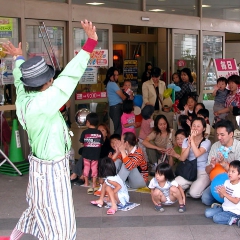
[
  {"x1": 69, "y1": 65, "x2": 240, "y2": 228},
  {"x1": 2, "y1": 18, "x2": 240, "y2": 239}
]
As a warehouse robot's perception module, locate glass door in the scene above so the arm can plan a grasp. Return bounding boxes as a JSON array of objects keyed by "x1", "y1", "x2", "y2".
[
  {"x1": 171, "y1": 29, "x2": 199, "y2": 93},
  {"x1": 25, "y1": 20, "x2": 66, "y2": 69},
  {"x1": 202, "y1": 32, "x2": 224, "y2": 96}
]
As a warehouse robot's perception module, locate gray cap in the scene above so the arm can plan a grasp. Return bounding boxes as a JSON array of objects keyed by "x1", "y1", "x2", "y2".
[{"x1": 20, "y1": 56, "x2": 55, "y2": 87}]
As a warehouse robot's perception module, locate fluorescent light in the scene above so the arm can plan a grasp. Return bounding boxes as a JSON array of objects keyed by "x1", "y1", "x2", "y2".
[
  {"x1": 149, "y1": 9, "x2": 165, "y2": 12},
  {"x1": 202, "y1": 5, "x2": 211, "y2": 8},
  {"x1": 86, "y1": 2, "x2": 105, "y2": 5}
]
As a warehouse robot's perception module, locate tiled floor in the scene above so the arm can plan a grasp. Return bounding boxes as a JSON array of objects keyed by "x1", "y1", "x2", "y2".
[{"x1": 0, "y1": 173, "x2": 239, "y2": 240}]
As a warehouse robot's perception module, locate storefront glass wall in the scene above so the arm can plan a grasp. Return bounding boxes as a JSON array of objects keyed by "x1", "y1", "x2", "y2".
[
  {"x1": 202, "y1": 0, "x2": 240, "y2": 21},
  {"x1": 146, "y1": 0, "x2": 198, "y2": 16},
  {"x1": 26, "y1": 25, "x2": 64, "y2": 69},
  {"x1": 72, "y1": 0, "x2": 142, "y2": 11},
  {"x1": 0, "y1": 17, "x2": 18, "y2": 106}
]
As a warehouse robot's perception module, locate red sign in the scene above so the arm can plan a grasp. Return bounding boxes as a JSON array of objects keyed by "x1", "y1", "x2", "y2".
[
  {"x1": 75, "y1": 91, "x2": 107, "y2": 100},
  {"x1": 177, "y1": 59, "x2": 186, "y2": 67},
  {"x1": 214, "y1": 59, "x2": 239, "y2": 78}
]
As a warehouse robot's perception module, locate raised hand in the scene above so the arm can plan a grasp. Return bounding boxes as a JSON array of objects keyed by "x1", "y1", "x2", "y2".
[
  {"x1": 3, "y1": 42, "x2": 22, "y2": 57},
  {"x1": 210, "y1": 157, "x2": 217, "y2": 168},
  {"x1": 81, "y1": 19, "x2": 98, "y2": 41}
]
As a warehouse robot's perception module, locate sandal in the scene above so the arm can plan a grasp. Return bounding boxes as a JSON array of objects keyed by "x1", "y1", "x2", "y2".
[
  {"x1": 178, "y1": 205, "x2": 186, "y2": 213},
  {"x1": 90, "y1": 200, "x2": 103, "y2": 208},
  {"x1": 107, "y1": 208, "x2": 117, "y2": 215},
  {"x1": 87, "y1": 188, "x2": 94, "y2": 194},
  {"x1": 154, "y1": 204, "x2": 165, "y2": 212}
]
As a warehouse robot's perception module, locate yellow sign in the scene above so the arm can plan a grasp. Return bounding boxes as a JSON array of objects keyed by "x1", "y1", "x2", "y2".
[{"x1": 0, "y1": 18, "x2": 13, "y2": 38}]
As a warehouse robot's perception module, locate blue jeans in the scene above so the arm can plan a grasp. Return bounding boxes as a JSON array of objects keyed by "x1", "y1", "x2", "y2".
[
  {"x1": 205, "y1": 206, "x2": 239, "y2": 225},
  {"x1": 109, "y1": 103, "x2": 122, "y2": 135},
  {"x1": 201, "y1": 186, "x2": 217, "y2": 206}
]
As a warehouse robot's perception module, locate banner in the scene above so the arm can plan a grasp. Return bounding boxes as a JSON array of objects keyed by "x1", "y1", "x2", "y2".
[
  {"x1": 0, "y1": 18, "x2": 13, "y2": 38},
  {"x1": 213, "y1": 58, "x2": 239, "y2": 78}
]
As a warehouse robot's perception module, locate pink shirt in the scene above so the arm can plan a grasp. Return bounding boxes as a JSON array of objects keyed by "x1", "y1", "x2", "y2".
[
  {"x1": 139, "y1": 119, "x2": 154, "y2": 140},
  {"x1": 121, "y1": 112, "x2": 136, "y2": 135}
]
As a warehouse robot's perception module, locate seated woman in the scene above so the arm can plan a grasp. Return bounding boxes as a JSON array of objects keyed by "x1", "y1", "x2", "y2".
[
  {"x1": 70, "y1": 123, "x2": 113, "y2": 185},
  {"x1": 175, "y1": 117, "x2": 211, "y2": 198},
  {"x1": 142, "y1": 114, "x2": 175, "y2": 175},
  {"x1": 112, "y1": 132, "x2": 148, "y2": 189},
  {"x1": 166, "y1": 129, "x2": 188, "y2": 172}
]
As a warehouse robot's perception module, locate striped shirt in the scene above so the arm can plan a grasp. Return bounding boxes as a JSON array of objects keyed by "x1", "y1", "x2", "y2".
[{"x1": 122, "y1": 146, "x2": 148, "y2": 183}]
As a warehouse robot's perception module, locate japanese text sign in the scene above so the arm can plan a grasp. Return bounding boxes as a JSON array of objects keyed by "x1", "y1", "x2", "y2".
[
  {"x1": 214, "y1": 59, "x2": 239, "y2": 78},
  {"x1": 74, "y1": 49, "x2": 108, "y2": 67},
  {"x1": 75, "y1": 91, "x2": 107, "y2": 100}
]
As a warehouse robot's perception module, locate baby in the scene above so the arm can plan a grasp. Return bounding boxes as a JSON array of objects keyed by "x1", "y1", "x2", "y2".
[{"x1": 213, "y1": 77, "x2": 229, "y2": 123}]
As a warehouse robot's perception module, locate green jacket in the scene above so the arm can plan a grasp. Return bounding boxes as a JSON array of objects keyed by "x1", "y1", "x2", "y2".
[{"x1": 13, "y1": 50, "x2": 90, "y2": 160}]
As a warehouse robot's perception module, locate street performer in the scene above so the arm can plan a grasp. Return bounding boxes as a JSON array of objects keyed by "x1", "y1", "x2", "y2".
[{"x1": 2, "y1": 20, "x2": 97, "y2": 240}]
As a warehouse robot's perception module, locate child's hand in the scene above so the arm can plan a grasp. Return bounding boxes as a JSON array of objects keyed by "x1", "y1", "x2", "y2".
[
  {"x1": 217, "y1": 185, "x2": 226, "y2": 197},
  {"x1": 135, "y1": 122, "x2": 141, "y2": 128},
  {"x1": 186, "y1": 119, "x2": 191, "y2": 127},
  {"x1": 118, "y1": 142, "x2": 126, "y2": 153},
  {"x1": 108, "y1": 152, "x2": 113, "y2": 158},
  {"x1": 213, "y1": 85, "x2": 219, "y2": 91},
  {"x1": 214, "y1": 111, "x2": 220, "y2": 116},
  {"x1": 184, "y1": 104, "x2": 189, "y2": 112}
]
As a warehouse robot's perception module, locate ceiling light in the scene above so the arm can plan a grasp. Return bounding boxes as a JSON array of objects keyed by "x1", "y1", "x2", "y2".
[
  {"x1": 86, "y1": 2, "x2": 105, "y2": 5},
  {"x1": 172, "y1": 9, "x2": 175, "y2": 12},
  {"x1": 202, "y1": 5, "x2": 211, "y2": 8},
  {"x1": 149, "y1": 9, "x2": 165, "y2": 12}
]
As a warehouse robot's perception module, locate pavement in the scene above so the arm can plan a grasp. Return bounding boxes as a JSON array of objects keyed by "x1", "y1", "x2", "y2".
[{"x1": 0, "y1": 173, "x2": 240, "y2": 240}]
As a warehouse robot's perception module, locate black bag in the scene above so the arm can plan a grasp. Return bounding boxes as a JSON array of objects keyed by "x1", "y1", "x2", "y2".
[
  {"x1": 232, "y1": 106, "x2": 240, "y2": 116},
  {"x1": 175, "y1": 138, "x2": 205, "y2": 181},
  {"x1": 175, "y1": 158, "x2": 197, "y2": 181}
]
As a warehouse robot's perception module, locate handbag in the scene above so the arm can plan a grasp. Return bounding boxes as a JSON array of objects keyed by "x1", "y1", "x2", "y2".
[
  {"x1": 175, "y1": 138, "x2": 205, "y2": 181},
  {"x1": 232, "y1": 106, "x2": 240, "y2": 116}
]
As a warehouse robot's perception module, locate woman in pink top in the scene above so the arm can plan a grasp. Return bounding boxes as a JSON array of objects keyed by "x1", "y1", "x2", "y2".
[
  {"x1": 121, "y1": 100, "x2": 137, "y2": 135},
  {"x1": 138, "y1": 105, "x2": 155, "y2": 162}
]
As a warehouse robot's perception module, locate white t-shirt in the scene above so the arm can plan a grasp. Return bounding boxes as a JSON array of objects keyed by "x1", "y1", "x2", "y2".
[
  {"x1": 222, "y1": 180, "x2": 240, "y2": 215},
  {"x1": 182, "y1": 138, "x2": 211, "y2": 170},
  {"x1": 148, "y1": 178, "x2": 178, "y2": 198}
]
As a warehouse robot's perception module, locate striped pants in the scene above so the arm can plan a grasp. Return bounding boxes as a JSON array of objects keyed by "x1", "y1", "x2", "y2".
[{"x1": 15, "y1": 155, "x2": 76, "y2": 240}]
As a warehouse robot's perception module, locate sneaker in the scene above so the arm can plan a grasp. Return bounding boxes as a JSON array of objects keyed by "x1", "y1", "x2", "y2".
[
  {"x1": 74, "y1": 179, "x2": 85, "y2": 186},
  {"x1": 94, "y1": 190, "x2": 108, "y2": 197},
  {"x1": 237, "y1": 218, "x2": 240, "y2": 228},
  {"x1": 211, "y1": 203, "x2": 222, "y2": 209},
  {"x1": 228, "y1": 217, "x2": 239, "y2": 225},
  {"x1": 154, "y1": 204, "x2": 165, "y2": 212},
  {"x1": 178, "y1": 205, "x2": 186, "y2": 213}
]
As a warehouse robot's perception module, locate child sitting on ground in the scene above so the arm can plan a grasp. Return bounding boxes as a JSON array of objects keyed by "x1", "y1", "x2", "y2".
[
  {"x1": 205, "y1": 160, "x2": 240, "y2": 227},
  {"x1": 90, "y1": 157, "x2": 130, "y2": 215},
  {"x1": 149, "y1": 162, "x2": 186, "y2": 213},
  {"x1": 197, "y1": 108, "x2": 211, "y2": 138},
  {"x1": 138, "y1": 105, "x2": 155, "y2": 162},
  {"x1": 159, "y1": 103, "x2": 174, "y2": 129},
  {"x1": 79, "y1": 113, "x2": 103, "y2": 194},
  {"x1": 212, "y1": 77, "x2": 229, "y2": 123}
]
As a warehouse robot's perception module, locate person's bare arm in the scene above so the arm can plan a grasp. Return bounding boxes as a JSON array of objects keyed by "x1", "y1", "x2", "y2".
[{"x1": 116, "y1": 89, "x2": 127, "y2": 100}]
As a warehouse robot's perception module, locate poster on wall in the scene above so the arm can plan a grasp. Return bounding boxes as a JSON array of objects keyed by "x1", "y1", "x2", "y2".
[
  {"x1": 79, "y1": 67, "x2": 98, "y2": 84},
  {"x1": 0, "y1": 58, "x2": 14, "y2": 85},
  {"x1": 74, "y1": 49, "x2": 108, "y2": 67},
  {"x1": 123, "y1": 59, "x2": 138, "y2": 94},
  {"x1": 0, "y1": 17, "x2": 13, "y2": 38},
  {"x1": 213, "y1": 58, "x2": 239, "y2": 78}
]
